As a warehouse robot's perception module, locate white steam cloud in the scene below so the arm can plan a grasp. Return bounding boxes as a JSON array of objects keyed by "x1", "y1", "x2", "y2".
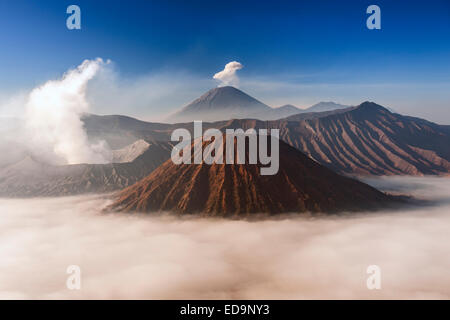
[
  {"x1": 1, "y1": 177, "x2": 450, "y2": 299},
  {"x1": 24, "y1": 58, "x2": 111, "y2": 164},
  {"x1": 213, "y1": 61, "x2": 243, "y2": 87}
]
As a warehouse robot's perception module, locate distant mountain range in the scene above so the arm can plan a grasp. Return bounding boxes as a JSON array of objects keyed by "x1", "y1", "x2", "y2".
[
  {"x1": 81, "y1": 98, "x2": 450, "y2": 176},
  {"x1": 110, "y1": 136, "x2": 401, "y2": 216},
  {"x1": 281, "y1": 106, "x2": 356, "y2": 121},
  {"x1": 214, "y1": 103, "x2": 450, "y2": 175},
  {"x1": 1, "y1": 86, "x2": 449, "y2": 199},
  {"x1": 168, "y1": 86, "x2": 350, "y2": 122},
  {"x1": 279, "y1": 102, "x2": 450, "y2": 175},
  {"x1": 168, "y1": 86, "x2": 302, "y2": 122},
  {"x1": 301, "y1": 101, "x2": 350, "y2": 113}
]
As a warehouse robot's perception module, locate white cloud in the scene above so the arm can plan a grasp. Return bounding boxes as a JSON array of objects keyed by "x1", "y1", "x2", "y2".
[
  {"x1": 0, "y1": 59, "x2": 215, "y2": 166},
  {"x1": 213, "y1": 61, "x2": 243, "y2": 87},
  {"x1": 1, "y1": 177, "x2": 450, "y2": 299}
]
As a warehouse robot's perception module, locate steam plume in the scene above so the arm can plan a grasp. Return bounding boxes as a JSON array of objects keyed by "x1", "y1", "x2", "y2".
[
  {"x1": 213, "y1": 61, "x2": 243, "y2": 87},
  {"x1": 24, "y1": 58, "x2": 111, "y2": 164}
]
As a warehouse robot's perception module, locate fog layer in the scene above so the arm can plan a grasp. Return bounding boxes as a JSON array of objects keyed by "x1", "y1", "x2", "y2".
[{"x1": 0, "y1": 176, "x2": 449, "y2": 299}]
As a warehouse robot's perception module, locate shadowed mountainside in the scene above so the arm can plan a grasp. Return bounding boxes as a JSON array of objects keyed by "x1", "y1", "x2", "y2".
[{"x1": 0, "y1": 141, "x2": 173, "y2": 197}]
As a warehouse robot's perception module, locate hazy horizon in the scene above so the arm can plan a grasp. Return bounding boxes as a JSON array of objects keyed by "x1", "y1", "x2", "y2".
[
  {"x1": 1, "y1": 1, "x2": 449, "y2": 123},
  {"x1": 1, "y1": 63, "x2": 449, "y2": 125}
]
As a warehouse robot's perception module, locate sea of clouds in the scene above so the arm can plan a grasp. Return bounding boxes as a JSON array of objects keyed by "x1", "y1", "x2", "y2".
[{"x1": 0, "y1": 176, "x2": 450, "y2": 299}]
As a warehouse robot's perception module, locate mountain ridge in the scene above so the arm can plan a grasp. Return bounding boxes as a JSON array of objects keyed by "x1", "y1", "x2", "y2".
[
  {"x1": 82, "y1": 101, "x2": 450, "y2": 176},
  {"x1": 110, "y1": 136, "x2": 401, "y2": 216}
]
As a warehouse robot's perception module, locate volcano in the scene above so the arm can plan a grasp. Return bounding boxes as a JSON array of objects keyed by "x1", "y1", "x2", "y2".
[
  {"x1": 168, "y1": 86, "x2": 299, "y2": 122},
  {"x1": 110, "y1": 137, "x2": 400, "y2": 216}
]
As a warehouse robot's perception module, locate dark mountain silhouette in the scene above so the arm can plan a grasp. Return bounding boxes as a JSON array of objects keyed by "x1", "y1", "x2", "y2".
[{"x1": 110, "y1": 136, "x2": 400, "y2": 216}]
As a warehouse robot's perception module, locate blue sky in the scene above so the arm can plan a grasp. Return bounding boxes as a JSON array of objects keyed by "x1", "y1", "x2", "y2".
[{"x1": 0, "y1": 0, "x2": 449, "y2": 122}]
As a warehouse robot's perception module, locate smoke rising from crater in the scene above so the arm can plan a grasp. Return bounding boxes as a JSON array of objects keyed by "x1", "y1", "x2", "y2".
[
  {"x1": 24, "y1": 58, "x2": 112, "y2": 164},
  {"x1": 213, "y1": 61, "x2": 243, "y2": 87}
]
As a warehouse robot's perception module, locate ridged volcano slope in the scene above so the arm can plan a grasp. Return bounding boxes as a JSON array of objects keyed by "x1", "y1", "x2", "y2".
[{"x1": 111, "y1": 137, "x2": 398, "y2": 216}]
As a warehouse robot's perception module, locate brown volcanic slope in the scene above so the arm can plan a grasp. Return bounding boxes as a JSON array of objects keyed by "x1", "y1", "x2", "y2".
[
  {"x1": 111, "y1": 137, "x2": 398, "y2": 216},
  {"x1": 83, "y1": 101, "x2": 450, "y2": 176},
  {"x1": 276, "y1": 102, "x2": 450, "y2": 175}
]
